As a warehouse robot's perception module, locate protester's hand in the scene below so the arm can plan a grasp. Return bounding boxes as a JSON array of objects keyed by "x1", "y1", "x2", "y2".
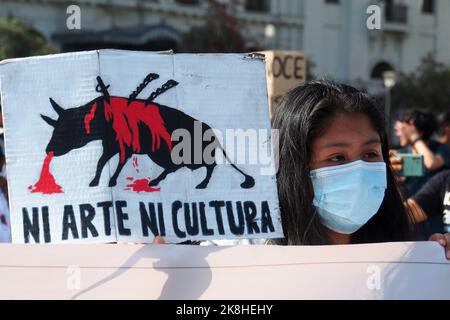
[
  {"x1": 395, "y1": 120, "x2": 420, "y2": 144},
  {"x1": 389, "y1": 150, "x2": 406, "y2": 183},
  {"x1": 152, "y1": 236, "x2": 166, "y2": 244},
  {"x1": 389, "y1": 150, "x2": 403, "y2": 172},
  {"x1": 117, "y1": 236, "x2": 166, "y2": 245},
  {"x1": 429, "y1": 233, "x2": 450, "y2": 260}
]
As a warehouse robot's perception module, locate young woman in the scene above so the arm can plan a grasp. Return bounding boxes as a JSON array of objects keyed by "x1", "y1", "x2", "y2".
[{"x1": 269, "y1": 80, "x2": 449, "y2": 257}]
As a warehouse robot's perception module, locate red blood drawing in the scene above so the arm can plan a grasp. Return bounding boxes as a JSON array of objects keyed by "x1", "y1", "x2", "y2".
[
  {"x1": 102, "y1": 97, "x2": 172, "y2": 163},
  {"x1": 125, "y1": 177, "x2": 160, "y2": 193},
  {"x1": 29, "y1": 151, "x2": 63, "y2": 194},
  {"x1": 84, "y1": 102, "x2": 97, "y2": 134}
]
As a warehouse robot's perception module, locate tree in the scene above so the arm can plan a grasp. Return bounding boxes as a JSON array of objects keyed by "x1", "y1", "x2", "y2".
[
  {"x1": 0, "y1": 17, "x2": 57, "y2": 61},
  {"x1": 391, "y1": 54, "x2": 450, "y2": 113},
  {"x1": 180, "y1": 0, "x2": 252, "y2": 53}
]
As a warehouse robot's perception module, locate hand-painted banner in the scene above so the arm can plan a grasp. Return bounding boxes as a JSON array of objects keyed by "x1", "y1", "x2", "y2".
[
  {"x1": 0, "y1": 50, "x2": 282, "y2": 243},
  {"x1": 0, "y1": 242, "x2": 448, "y2": 299}
]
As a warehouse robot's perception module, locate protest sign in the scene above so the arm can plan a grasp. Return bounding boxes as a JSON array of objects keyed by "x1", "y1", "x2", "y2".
[
  {"x1": 0, "y1": 241, "x2": 448, "y2": 299},
  {"x1": 263, "y1": 50, "x2": 306, "y2": 117},
  {"x1": 0, "y1": 50, "x2": 282, "y2": 244}
]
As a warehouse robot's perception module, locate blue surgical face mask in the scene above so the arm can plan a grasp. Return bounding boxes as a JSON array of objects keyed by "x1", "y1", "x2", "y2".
[{"x1": 310, "y1": 160, "x2": 387, "y2": 234}]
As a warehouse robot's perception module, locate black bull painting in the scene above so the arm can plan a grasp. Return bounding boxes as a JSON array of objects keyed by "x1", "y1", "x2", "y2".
[{"x1": 40, "y1": 73, "x2": 255, "y2": 189}]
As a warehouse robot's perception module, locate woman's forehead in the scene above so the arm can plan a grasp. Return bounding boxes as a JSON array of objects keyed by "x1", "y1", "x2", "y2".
[{"x1": 313, "y1": 113, "x2": 381, "y2": 149}]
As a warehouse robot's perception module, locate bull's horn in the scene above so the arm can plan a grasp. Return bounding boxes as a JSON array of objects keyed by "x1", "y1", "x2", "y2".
[
  {"x1": 49, "y1": 98, "x2": 64, "y2": 116},
  {"x1": 41, "y1": 114, "x2": 57, "y2": 127}
]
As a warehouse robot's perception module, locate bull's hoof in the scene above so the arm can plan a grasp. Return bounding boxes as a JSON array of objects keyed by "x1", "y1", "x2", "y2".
[
  {"x1": 108, "y1": 180, "x2": 117, "y2": 187},
  {"x1": 148, "y1": 180, "x2": 159, "y2": 187},
  {"x1": 195, "y1": 179, "x2": 209, "y2": 189},
  {"x1": 240, "y1": 176, "x2": 255, "y2": 189},
  {"x1": 89, "y1": 179, "x2": 99, "y2": 187}
]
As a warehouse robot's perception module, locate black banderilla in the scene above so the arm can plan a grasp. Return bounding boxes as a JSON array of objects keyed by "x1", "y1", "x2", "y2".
[
  {"x1": 146, "y1": 79, "x2": 179, "y2": 105},
  {"x1": 128, "y1": 73, "x2": 160, "y2": 104},
  {"x1": 96, "y1": 76, "x2": 110, "y2": 103}
]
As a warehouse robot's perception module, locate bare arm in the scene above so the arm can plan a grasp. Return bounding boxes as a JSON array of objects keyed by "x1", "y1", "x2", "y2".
[
  {"x1": 412, "y1": 137, "x2": 445, "y2": 171},
  {"x1": 395, "y1": 121, "x2": 445, "y2": 171}
]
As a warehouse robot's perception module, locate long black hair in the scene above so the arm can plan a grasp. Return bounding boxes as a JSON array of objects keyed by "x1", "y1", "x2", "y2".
[{"x1": 271, "y1": 80, "x2": 413, "y2": 245}]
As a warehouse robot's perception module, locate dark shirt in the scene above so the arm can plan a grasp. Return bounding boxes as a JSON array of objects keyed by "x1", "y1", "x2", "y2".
[
  {"x1": 400, "y1": 140, "x2": 450, "y2": 198},
  {"x1": 413, "y1": 170, "x2": 450, "y2": 233}
]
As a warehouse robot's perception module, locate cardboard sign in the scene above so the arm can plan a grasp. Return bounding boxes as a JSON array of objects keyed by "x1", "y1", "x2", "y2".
[
  {"x1": 0, "y1": 50, "x2": 282, "y2": 244},
  {"x1": 0, "y1": 241, "x2": 448, "y2": 299},
  {"x1": 263, "y1": 51, "x2": 306, "y2": 117}
]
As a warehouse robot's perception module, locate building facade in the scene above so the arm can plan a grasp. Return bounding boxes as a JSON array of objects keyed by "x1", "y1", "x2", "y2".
[{"x1": 1, "y1": 0, "x2": 450, "y2": 92}]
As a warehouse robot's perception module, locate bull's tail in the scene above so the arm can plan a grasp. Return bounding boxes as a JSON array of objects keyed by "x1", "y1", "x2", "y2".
[{"x1": 220, "y1": 147, "x2": 255, "y2": 189}]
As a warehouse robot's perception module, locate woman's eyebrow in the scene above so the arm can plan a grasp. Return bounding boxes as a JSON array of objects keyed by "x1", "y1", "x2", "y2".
[
  {"x1": 320, "y1": 138, "x2": 381, "y2": 149},
  {"x1": 320, "y1": 142, "x2": 350, "y2": 148},
  {"x1": 363, "y1": 138, "x2": 382, "y2": 146}
]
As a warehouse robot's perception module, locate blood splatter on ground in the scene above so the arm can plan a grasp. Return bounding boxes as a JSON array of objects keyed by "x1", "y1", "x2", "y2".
[{"x1": 125, "y1": 177, "x2": 160, "y2": 193}]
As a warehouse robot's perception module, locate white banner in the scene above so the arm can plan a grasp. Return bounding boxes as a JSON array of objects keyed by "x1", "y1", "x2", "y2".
[{"x1": 0, "y1": 241, "x2": 448, "y2": 299}]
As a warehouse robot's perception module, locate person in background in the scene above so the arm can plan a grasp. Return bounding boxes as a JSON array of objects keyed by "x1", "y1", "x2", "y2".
[
  {"x1": 0, "y1": 107, "x2": 10, "y2": 243},
  {"x1": 391, "y1": 110, "x2": 450, "y2": 238},
  {"x1": 407, "y1": 170, "x2": 450, "y2": 234},
  {"x1": 392, "y1": 110, "x2": 450, "y2": 197},
  {"x1": 437, "y1": 110, "x2": 450, "y2": 148},
  {"x1": 406, "y1": 112, "x2": 450, "y2": 235},
  {"x1": 0, "y1": 144, "x2": 10, "y2": 243}
]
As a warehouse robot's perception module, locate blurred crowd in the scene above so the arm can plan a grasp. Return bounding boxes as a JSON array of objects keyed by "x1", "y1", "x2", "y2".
[{"x1": 391, "y1": 109, "x2": 450, "y2": 238}]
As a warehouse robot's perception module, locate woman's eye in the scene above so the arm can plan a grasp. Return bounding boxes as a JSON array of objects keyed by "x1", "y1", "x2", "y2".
[
  {"x1": 365, "y1": 152, "x2": 379, "y2": 159},
  {"x1": 328, "y1": 155, "x2": 345, "y2": 162}
]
